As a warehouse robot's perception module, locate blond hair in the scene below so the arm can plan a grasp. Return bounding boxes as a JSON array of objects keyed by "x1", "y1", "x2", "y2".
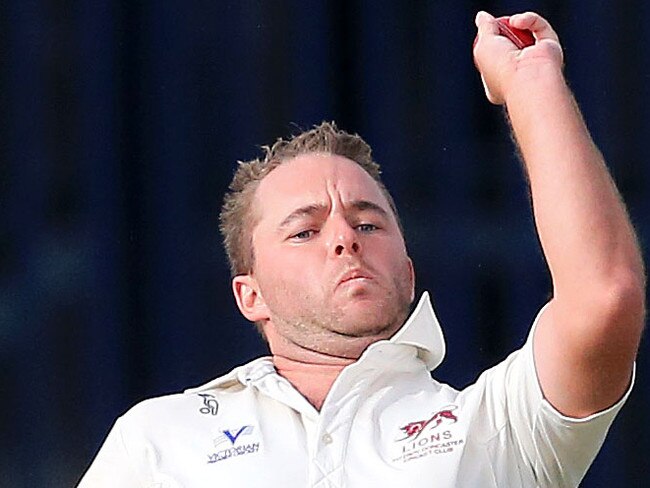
[{"x1": 219, "y1": 121, "x2": 401, "y2": 277}]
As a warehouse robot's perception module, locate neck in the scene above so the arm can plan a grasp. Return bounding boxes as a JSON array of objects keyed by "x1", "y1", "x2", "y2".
[
  {"x1": 272, "y1": 355, "x2": 351, "y2": 411},
  {"x1": 264, "y1": 325, "x2": 361, "y2": 411}
]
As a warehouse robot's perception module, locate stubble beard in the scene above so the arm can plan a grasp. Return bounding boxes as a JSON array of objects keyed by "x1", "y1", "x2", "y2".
[{"x1": 263, "y1": 273, "x2": 414, "y2": 359}]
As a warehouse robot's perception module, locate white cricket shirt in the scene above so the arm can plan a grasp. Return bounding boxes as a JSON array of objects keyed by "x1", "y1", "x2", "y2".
[{"x1": 78, "y1": 292, "x2": 632, "y2": 487}]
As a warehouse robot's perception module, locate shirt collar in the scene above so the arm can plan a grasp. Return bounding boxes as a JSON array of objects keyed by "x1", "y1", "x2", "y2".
[
  {"x1": 388, "y1": 291, "x2": 446, "y2": 371},
  {"x1": 187, "y1": 291, "x2": 446, "y2": 393},
  {"x1": 185, "y1": 356, "x2": 274, "y2": 393}
]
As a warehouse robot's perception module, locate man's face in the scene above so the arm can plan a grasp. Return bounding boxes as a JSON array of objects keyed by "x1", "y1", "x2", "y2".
[{"x1": 237, "y1": 153, "x2": 415, "y2": 357}]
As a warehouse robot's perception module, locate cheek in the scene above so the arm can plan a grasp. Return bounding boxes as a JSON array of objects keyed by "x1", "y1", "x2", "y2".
[
  {"x1": 380, "y1": 245, "x2": 413, "y2": 289},
  {"x1": 255, "y1": 246, "x2": 324, "y2": 289},
  {"x1": 373, "y1": 240, "x2": 408, "y2": 268}
]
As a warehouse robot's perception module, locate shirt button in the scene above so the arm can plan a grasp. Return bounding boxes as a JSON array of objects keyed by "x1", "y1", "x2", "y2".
[{"x1": 322, "y1": 433, "x2": 333, "y2": 445}]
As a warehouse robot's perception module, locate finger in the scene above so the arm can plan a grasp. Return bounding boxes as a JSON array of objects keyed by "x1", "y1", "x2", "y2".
[
  {"x1": 475, "y1": 11, "x2": 499, "y2": 37},
  {"x1": 509, "y1": 12, "x2": 560, "y2": 43}
]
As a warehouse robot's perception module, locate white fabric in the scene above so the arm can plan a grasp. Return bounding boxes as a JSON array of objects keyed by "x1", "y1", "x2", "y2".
[{"x1": 78, "y1": 292, "x2": 632, "y2": 488}]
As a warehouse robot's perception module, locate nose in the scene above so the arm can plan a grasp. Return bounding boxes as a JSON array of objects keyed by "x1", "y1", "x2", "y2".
[{"x1": 328, "y1": 219, "x2": 361, "y2": 257}]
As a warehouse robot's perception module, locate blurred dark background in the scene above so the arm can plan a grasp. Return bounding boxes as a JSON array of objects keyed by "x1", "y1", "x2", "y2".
[{"x1": 1, "y1": 1, "x2": 648, "y2": 486}]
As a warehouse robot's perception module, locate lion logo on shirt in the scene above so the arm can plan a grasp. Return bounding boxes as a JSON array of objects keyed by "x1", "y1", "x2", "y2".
[{"x1": 398, "y1": 405, "x2": 458, "y2": 441}]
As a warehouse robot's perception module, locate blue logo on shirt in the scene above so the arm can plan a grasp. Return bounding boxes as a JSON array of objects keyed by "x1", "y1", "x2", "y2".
[
  {"x1": 208, "y1": 425, "x2": 260, "y2": 464},
  {"x1": 215, "y1": 425, "x2": 254, "y2": 446}
]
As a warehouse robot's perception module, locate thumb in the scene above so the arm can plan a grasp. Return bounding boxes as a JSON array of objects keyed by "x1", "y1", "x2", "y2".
[{"x1": 475, "y1": 11, "x2": 498, "y2": 36}]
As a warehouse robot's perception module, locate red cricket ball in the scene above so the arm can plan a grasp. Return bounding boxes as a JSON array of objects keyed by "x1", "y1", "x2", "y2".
[
  {"x1": 473, "y1": 16, "x2": 536, "y2": 50},
  {"x1": 495, "y1": 16, "x2": 535, "y2": 49}
]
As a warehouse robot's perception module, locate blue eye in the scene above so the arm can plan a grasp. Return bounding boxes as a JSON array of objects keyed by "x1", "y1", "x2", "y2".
[
  {"x1": 356, "y1": 223, "x2": 378, "y2": 233},
  {"x1": 292, "y1": 230, "x2": 316, "y2": 239}
]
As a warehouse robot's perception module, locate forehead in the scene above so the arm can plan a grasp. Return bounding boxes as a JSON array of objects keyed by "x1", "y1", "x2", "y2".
[{"x1": 253, "y1": 153, "x2": 390, "y2": 223}]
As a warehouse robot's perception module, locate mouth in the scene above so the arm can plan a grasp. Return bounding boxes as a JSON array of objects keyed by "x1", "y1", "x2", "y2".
[{"x1": 337, "y1": 269, "x2": 373, "y2": 287}]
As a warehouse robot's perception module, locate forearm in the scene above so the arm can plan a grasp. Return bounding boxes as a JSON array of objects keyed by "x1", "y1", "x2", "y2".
[
  {"x1": 505, "y1": 66, "x2": 645, "y2": 315},
  {"x1": 474, "y1": 10, "x2": 644, "y2": 415}
]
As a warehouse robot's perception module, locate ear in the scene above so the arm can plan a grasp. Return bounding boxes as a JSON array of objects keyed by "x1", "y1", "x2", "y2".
[
  {"x1": 232, "y1": 274, "x2": 270, "y2": 323},
  {"x1": 407, "y1": 257, "x2": 416, "y2": 302}
]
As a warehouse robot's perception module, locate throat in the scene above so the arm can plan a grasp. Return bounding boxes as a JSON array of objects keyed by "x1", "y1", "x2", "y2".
[{"x1": 272, "y1": 355, "x2": 352, "y2": 411}]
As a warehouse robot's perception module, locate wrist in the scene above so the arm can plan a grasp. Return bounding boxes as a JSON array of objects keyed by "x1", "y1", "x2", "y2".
[{"x1": 504, "y1": 62, "x2": 566, "y2": 107}]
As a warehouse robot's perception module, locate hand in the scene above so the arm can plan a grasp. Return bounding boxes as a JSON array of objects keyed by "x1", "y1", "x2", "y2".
[{"x1": 473, "y1": 11, "x2": 564, "y2": 105}]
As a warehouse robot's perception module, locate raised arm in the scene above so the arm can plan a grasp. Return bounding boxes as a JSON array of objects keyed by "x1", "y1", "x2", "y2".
[{"x1": 473, "y1": 11, "x2": 645, "y2": 418}]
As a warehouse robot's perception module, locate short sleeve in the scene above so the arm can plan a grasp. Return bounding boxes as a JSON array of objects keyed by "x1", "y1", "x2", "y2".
[
  {"x1": 464, "y1": 304, "x2": 634, "y2": 487},
  {"x1": 77, "y1": 417, "x2": 144, "y2": 488}
]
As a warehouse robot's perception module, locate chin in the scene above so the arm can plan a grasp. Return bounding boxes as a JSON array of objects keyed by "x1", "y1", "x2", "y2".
[
  {"x1": 333, "y1": 311, "x2": 402, "y2": 339},
  {"x1": 340, "y1": 295, "x2": 410, "y2": 330}
]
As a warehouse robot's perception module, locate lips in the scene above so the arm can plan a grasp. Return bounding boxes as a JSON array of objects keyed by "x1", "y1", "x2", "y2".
[{"x1": 337, "y1": 268, "x2": 373, "y2": 286}]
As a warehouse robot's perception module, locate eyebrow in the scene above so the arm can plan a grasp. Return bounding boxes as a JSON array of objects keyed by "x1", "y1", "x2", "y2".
[
  {"x1": 349, "y1": 199, "x2": 389, "y2": 218},
  {"x1": 278, "y1": 203, "x2": 328, "y2": 230},
  {"x1": 277, "y1": 199, "x2": 389, "y2": 230}
]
